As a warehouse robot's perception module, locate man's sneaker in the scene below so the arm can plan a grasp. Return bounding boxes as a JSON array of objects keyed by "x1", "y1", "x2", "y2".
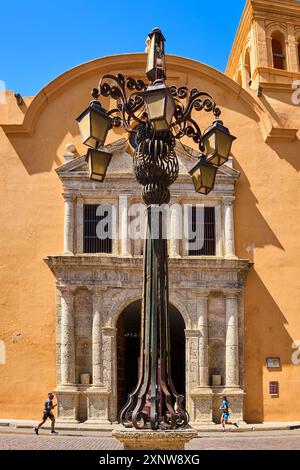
[
  {"x1": 233, "y1": 422, "x2": 239, "y2": 428},
  {"x1": 222, "y1": 428, "x2": 226, "y2": 432},
  {"x1": 34, "y1": 427, "x2": 39, "y2": 435},
  {"x1": 51, "y1": 430, "x2": 59, "y2": 435}
]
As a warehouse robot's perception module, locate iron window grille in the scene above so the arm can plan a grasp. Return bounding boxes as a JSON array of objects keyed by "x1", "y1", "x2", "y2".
[
  {"x1": 83, "y1": 204, "x2": 112, "y2": 254},
  {"x1": 188, "y1": 206, "x2": 216, "y2": 256}
]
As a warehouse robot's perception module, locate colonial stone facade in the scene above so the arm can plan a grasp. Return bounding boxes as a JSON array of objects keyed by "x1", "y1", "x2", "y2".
[{"x1": 45, "y1": 139, "x2": 251, "y2": 425}]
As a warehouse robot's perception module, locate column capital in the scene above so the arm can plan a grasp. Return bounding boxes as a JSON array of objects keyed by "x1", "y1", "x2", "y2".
[
  {"x1": 102, "y1": 326, "x2": 117, "y2": 337},
  {"x1": 223, "y1": 288, "x2": 241, "y2": 299},
  {"x1": 62, "y1": 192, "x2": 76, "y2": 202},
  {"x1": 197, "y1": 289, "x2": 210, "y2": 299},
  {"x1": 185, "y1": 329, "x2": 201, "y2": 338},
  {"x1": 222, "y1": 196, "x2": 235, "y2": 205},
  {"x1": 56, "y1": 284, "x2": 75, "y2": 297},
  {"x1": 92, "y1": 287, "x2": 107, "y2": 296},
  {"x1": 188, "y1": 288, "x2": 210, "y2": 297}
]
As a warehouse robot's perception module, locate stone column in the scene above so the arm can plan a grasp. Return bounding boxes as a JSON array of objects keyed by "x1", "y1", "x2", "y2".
[
  {"x1": 223, "y1": 197, "x2": 236, "y2": 259},
  {"x1": 185, "y1": 330, "x2": 200, "y2": 410},
  {"x1": 255, "y1": 20, "x2": 269, "y2": 68},
  {"x1": 92, "y1": 289, "x2": 103, "y2": 386},
  {"x1": 102, "y1": 326, "x2": 118, "y2": 422},
  {"x1": 86, "y1": 293, "x2": 112, "y2": 424},
  {"x1": 266, "y1": 36, "x2": 273, "y2": 68},
  {"x1": 169, "y1": 204, "x2": 180, "y2": 258},
  {"x1": 197, "y1": 292, "x2": 209, "y2": 387},
  {"x1": 119, "y1": 195, "x2": 131, "y2": 257},
  {"x1": 60, "y1": 287, "x2": 75, "y2": 386},
  {"x1": 225, "y1": 290, "x2": 239, "y2": 388},
  {"x1": 63, "y1": 194, "x2": 75, "y2": 254},
  {"x1": 287, "y1": 23, "x2": 299, "y2": 72},
  {"x1": 189, "y1": 292, "x2": 213, "y2": 425}
]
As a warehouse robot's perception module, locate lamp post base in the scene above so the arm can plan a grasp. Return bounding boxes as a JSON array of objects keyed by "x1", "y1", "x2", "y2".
[{"x1": 112, "y1": 429, "x2": 198, "y2": 450}]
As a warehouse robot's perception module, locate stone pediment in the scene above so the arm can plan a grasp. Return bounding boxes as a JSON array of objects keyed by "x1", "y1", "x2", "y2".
[{"x1": 56, "y1": 137, "x2": 240, "y2": 182}]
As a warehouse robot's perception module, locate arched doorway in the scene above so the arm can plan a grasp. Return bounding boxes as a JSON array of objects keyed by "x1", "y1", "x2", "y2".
[{"x1": 116, "y1": 300, "x2": 186, "y2": 417}]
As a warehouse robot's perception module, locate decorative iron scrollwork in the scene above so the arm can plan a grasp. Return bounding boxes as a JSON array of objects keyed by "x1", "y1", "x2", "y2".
[{"x1": 91, "y1": 76, "x2": 222, "y2": 152}]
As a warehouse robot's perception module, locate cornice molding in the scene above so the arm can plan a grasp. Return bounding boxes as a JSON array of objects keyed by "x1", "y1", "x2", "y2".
[
  {"x1": 265, "y1": 127, "x2": 298, "y2": 142},
  {"x1": 45, "y1": 254, "x2": 252, "y2": 272}
]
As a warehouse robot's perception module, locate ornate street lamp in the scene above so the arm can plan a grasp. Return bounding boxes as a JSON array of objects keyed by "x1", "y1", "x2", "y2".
[{"x1": 77, "y1": 28, "x2": 236, "y2": 430}]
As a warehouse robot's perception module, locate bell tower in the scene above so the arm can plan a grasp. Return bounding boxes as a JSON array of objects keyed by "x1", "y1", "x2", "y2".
[{"x1": 226, "y1": 0, "x2": 300, "y2": 89}]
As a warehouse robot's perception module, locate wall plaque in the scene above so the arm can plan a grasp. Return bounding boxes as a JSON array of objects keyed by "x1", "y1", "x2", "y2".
[{"x1": 266, "y1": 357, "x2": 281, "y2": 369}]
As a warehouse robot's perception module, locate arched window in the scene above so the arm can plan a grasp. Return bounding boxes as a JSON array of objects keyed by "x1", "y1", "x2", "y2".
[
  {"x1": 244, "y1": 48, "x2": 252, "y2": 86},
  {"x1": 271, "y1": 33, "x2": 286, "y2": 70}
]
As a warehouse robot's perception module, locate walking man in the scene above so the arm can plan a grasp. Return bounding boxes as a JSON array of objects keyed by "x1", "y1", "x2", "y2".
[
  {"x1": 34, "y1": 392, "x2": 58, "y2": 435},
  {"x1": 220, "y1": 396, "x2": 239, "y2": 432}
]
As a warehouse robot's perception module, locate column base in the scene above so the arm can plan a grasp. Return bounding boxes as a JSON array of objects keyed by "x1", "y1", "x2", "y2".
[{"x1": 112, "y1": 429, "x2": 198, "y2": 451}]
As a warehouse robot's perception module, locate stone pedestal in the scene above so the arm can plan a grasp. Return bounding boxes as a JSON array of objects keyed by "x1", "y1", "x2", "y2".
[
  {"x1": 55, "y1": 386, "x2": 79, "y2": 423},
  {"x1": 85, "y1": 387, "x2": 110, "y2": 424},
  {"x1": 112, "y1": 429, "x2": 198, "y2": 451},
  {"x1": 212, "y1": 388, "x2": 245, "y2": 423},
  {"x1": 190, "y1": 388, "x2": 213, "y2": 424}
]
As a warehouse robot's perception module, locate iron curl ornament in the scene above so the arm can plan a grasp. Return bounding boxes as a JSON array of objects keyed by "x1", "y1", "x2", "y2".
[{"x1": 76, "y1": 27, "x2": 236, "y2": 431}]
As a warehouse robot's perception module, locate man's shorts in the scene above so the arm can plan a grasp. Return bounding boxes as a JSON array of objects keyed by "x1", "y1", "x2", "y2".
[
  {"x1": 222, "y1": 412, "x2": 229, "y2": 421},
  {"x1": 43, "y1": 411, "x2": 54, "y2": 420}
]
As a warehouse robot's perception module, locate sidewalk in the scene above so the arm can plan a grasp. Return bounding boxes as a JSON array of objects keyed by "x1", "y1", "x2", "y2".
[{"x1": 1, "y1": 418, "x2": 300, "y2": 435}]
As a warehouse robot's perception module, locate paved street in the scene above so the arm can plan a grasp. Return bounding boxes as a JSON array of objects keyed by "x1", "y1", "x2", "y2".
[{"x1": 0, "y1": 429, "x2": 300, "y2": 450}]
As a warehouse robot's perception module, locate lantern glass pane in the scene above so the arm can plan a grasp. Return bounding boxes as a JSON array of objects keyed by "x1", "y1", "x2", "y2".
[
  {"x1": 78, "y1": 113, "x2": 91, "y2": 145},
  {"x1": 91, "y1": 112, "x2": 110, "y2": 146},
  {"x1": 191, "y1": 168, "x2": 201, "y2": 193},
  {"x1": 165, "y1": 95, "x2": 175, "y2": 126},
  {"x1": 146, "y1": 36, "x2": 155, "y2": 76},
  {"x1": 204, "y1": 132, "x2": 217, "y2": 157},
  {"x1": 201, "y1": 164, "x2": 216, "y2": 189},
  {"x1": 217, "y1": 130, "x2": 233, "y2": 159},
  {"x1": 145, "y1": 93, "x2": 166, "y2": 121}
]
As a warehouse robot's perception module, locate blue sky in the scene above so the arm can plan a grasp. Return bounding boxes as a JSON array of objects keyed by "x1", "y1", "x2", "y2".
[{"x1": 0, "y1": 0, "x2": 246, "y2": 96}]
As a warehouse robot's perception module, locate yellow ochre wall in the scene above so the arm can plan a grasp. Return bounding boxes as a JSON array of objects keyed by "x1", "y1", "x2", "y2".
[{"x1": 0, "y1": 51, "x2": 300, "y2": 423}]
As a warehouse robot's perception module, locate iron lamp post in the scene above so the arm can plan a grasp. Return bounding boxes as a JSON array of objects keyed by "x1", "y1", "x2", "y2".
[{"x1": 77, "y1": 28, "x2": 236, "y2": 430}]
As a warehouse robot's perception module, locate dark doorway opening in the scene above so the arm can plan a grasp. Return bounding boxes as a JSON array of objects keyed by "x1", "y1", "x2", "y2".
[{"x1": 116, "y1": 300, "x2": 185, "y2": 417}]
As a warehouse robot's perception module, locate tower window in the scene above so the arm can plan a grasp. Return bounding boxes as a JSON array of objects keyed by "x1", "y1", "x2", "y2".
[
  {"x1": 244, "y1": 49, "x2": 252, "y2": 86},
  {"x1": 272, "y1": 36, "x2": 286, "y2": 70}
]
